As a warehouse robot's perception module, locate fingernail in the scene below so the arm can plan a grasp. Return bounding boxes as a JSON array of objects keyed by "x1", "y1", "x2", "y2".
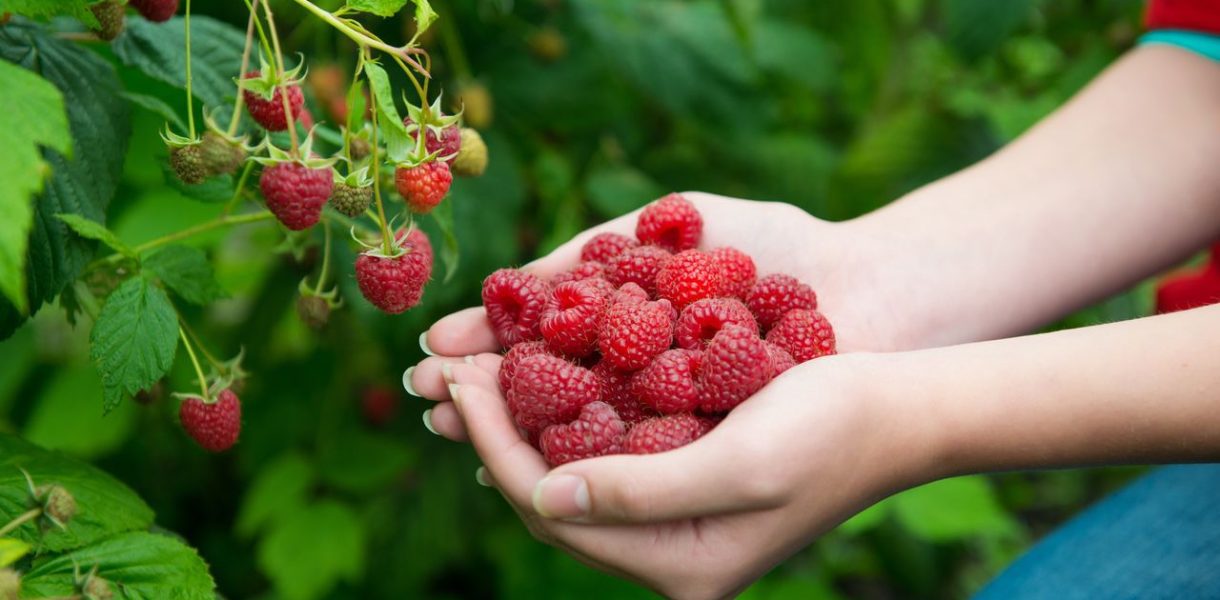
[
  {"x1": 448, "y1": 383, "x2": 462, "y2": 406},
  {"x1": 475, "y1": 466, "x2": 491, "y2": 487},
  {"x1": 419, "y1": 331, "x2": 435, "y2": 356},
  {"x1": 441, "y1": 362, "x2": 455, "y2": 384},
  {"x1": 402, "y1": 367, "x2": 420, "y2": 397},
  {"x1": 533, "y1": 474, "x2": 589, "y2": 519},
  {"x1": 422, "y1": 409, "x2": 438, "y2": 435},
  {"x1": 464, "y1": 355, "x2": 476, "y2": 365}
]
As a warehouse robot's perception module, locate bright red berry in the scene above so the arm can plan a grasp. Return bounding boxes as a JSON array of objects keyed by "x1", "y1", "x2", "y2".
[
  {"x1": 598, "y1": 298, "x2": 674, "y2": 371},
  {"x1": 395, "y1": 227, "x2": 434, "y2": 266},
  {"x1": 355, "y1": 243, "x2": 432, "y2": 314},
  {"x1": 605, "y1": 245, "x2": 672, "y2": 297},
  {"x1": 591, "y1": 360, "x2": 656, "y2": 425},
  {"x1": 764, "y1": 341, "x2": 797, "y2": 377},
  {"x1": 482, "y1": 268, "x2": 550, "y2": 348},
  {"x1": 710, "y1": 247, "x2": 757, "y2": 299},
  {"x1": 698, "y1": 324, "x2": 770, "y2": 413},
  {"x1": 129, "y1": 0, "x2": 177, "y2": 22},
  {"x1": 540, "y1": 280, "x2": 611, "y2": 358},
  {"x1": 508, "y1": 355, "x2": 600, "y2": 433},
  {"x1": 403, "y1": 117, "x2": 461, "y2": 162},
  {"x1": 581, "y1": 232, "x2": 639, "y2": 263},
  {"x1": 624, "y1": 413, "x2": 706, "y2": 455},
  {"x1": 674, "y1": 298, "x2": 758, "y2": 349},
  {"x1": 179, "y1": 389, "x2": 241, "y2": 452},
  {"x1": 632, "y1": 349, "x2": 704, "y2": 414},
  {"x1": 259, "y1": 162, "x2": 334, "y2": 230},
  {"x1": 766, "y1": 309, "x2": 836, "y2": 363},
  {"x1": 550, "y1": 261, "x2": 606, "y2": 286},
  {"x1": 361, "y1": 385, "x2": 399, "y2": 427},
  {"x1": 498, "y1": 340, "x2": 551, "y2": 392},
  {"x1": 656, "y1": 249, "x2": 723, "y2": 309},
  {"x1": 613, "y1": 282, "x2": 649, "y2": 305},
  {"x1": 635, "y1": 193, "x2": 702, "y2": 251},
  {"x1": 395, "y1": 161, "x2": 453, "y2": 214},
  {"x1": 242, "y1": 71, "x2": 304, "y2": 131},
  {"x1": 540, "y1": 401, "x2": 626, "y2": 466},
  {"x1": 746, "y1": 274, "x2": 818, "y2": 329}
]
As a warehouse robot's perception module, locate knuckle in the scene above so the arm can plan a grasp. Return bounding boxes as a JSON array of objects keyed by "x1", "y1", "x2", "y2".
[{"x1": 601, "y1": 474, "x2": 654, "y2": 521}]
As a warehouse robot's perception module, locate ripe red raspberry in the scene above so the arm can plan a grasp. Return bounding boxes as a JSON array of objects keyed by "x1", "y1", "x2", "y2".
[
  {"x1": 508, "y1": 355, "x2": 600, "y2": 433},
  {"x1": 395, "y1": 227, "x2": 434, "y2": 267},
  {"x1": 613, "y1": 282, "x2": 649, "y2": 305},
  {"x1": 498, "y1": 340, "x2": 551, "y2": 392},
  {"x1": 746, "y1": 274, "x2": 818, "y2": 329},
  {"x1": 766, "y1": 309, "x2": 836, "y2": 363},
  {"x1": 540, "y1": 280, "x2": 611, "y2": 357},
  {"x1": 656, "y1": 249, "x2": 723, "y2": 309},
  {"x1": 355, "y1": 244, "x2": 432, "y2": 314},
  {"x1": 698, "y1": 324, "x2": 770, "y2": 413},
  {"x1": 361, "y1": 385, "x2": 399, "y2": 427},
  {"x1": 764, "y1": 341, "x2": 797, "y2": 377},
  {"x1": 635, "y1": 193, "x2": 702, "y2": 251},
  {"x1": 259, "y1": 162, "x2": 334, "y2": 230},
  {"x1": 540, "y1": 401, "x2": 626, "y2": 466},
  {"x1": 482, "y1": 268, "x2": 550, "y2": 348},
  {"x1": 624, "y1": 413, "x2": 706, "y2": 455},
  {"x1": 710, "y1": 247, "x2": 757, "y2": 299},
  {"x1": 598, "y1": 299, "x2": 674, "y2": 371},
  {"x1": 632, "y1": 349, "x2": 703, "y2": 414},
  {"x1": 605, "y1": 245, "x2": 672, "y2": 297},
  {"x1": 591, "y1": 360, "x2": 656, "y2": 425},
  {"x1": 581, "y1": 232, "x2": 639, "y2": 263},
  {"x1": 395, "y1": 161, "x2": 453, "y2": 214},
  {"x1": 179, "y1": 389, "x2": 242, "y2": 452},
  {"x1": 674, "y1": 298, "x2": 757, "y2": 349},
  {"x1": 403, "y1": 117, "x2": 461, "y2": 162},
  {"x1": 242, "y1": 71, "x2": 304, "y2": 131},
  {"x1": 550, "y1": 261, "x2": 606, "y2": 286},
  {"x1": 129, "y1": 0, "x2": 177, "y2": 22}
]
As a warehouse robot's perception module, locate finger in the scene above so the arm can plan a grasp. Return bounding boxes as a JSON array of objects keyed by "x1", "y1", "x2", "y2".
[
  {"x1": 451, "y1": 383, "x2": 550, "y2": 508},
  {"x1": 448, "y1": 362, "x2": 503, "y2": 395},
  {"x1": 531, "y1": 422, "x2": 785, "y2": 524},
  {"x1": 407, "y1": 354, "x2": 502, "y2": 401},
  {"x1": 423, "y1": 307, "x2": 501, "y2": 356},
  {"x1": 424, "y1": 402, "x2": 468, "y2": 442}
]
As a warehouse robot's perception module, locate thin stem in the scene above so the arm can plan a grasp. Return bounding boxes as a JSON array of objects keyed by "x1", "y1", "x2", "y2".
[
  {"x1": 182, "y1": 321, "x2": 224, "y2": 371},
  {"x1": 392, "y1": 54, "x2": 428, "y2": 106},
  {"x1": 184, "y1": 0, "x2": 196, "y2": 138},
  {"x1": 313, "y1": 220, "x2": 333, "y2": 295},
  {"x1": 289, "y1": 0, "x2": 414, "y2": 62},
  {"x1": 0, "y1": 508, "x2": 41, "y2": 538},
  {"x1": 227, "y1": 0, "x2": 260, "y2": 137},
  {"x1": 365, "y1": 50, "x2": 393, "y2": 255},
  {"x1": 222, "y1": 161, "x2": 256, "y2": 216},
  {"x1": 92, "y1": 211, "x2": 275, "y2": 268},
  {"x1": 179, "y1": 327, "x2": 210, "y2": 400},
  {"x1": 260, "y1": 1, "x2": 299, "y2": 156},
  {"x1": 242, "y1": 0, "x2": 275, "y2": 68}
]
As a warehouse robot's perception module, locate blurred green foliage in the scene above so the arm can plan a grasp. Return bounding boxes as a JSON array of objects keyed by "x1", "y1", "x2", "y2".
[{"x1": 0, "y1": 0, "x2": 1155, "y2": 598}]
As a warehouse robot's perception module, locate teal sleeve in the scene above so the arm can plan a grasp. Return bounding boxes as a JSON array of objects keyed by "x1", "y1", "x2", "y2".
[{"x1": 1140, "y1": 30, "x2": 1220, "y2": 62}]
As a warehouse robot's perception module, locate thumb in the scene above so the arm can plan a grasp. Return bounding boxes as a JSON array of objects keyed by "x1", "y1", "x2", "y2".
[{"x1": 531, "y1": 427, "x2": 786, "y2": 524}]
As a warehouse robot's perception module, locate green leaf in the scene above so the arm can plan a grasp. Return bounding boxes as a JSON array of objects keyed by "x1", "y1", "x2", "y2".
[
  {"x1": 20, "y1": 531, "x2": 215, "y2": 599},
  {"x1": 346, "y1": 0, "x2": 408, "y2": 18},
  {"x1": 236, "y1": 453, "x2": 314, "y2": 539},
  {"x1": 122, "y1": 90, "x2": 188, "y2": 133},
  {"x1": 0, "y1": 21, "x2": 131, "y2": 339},
  {"x1": 0, "y1": 433, "x2": 153, "y2": 552},
  {"x1": 0, "y1": 60, "x2": 70, "y2": 316},
  {"x1": 258, "y1": 500, "x2": 365, "y2": 600},
  {"x1": 89, "y1": 277, "x2": 179, "y2": 413},
  {"x1": 363, "y1": 61, "x2": 412, "y2": 164},
  {"x1": 55, "y1": 214, "x2": 135, "y2": 259},
  {"x1": 892, "y1": 476, "x2": 1019, "y2": 542},
  {"x1": 429, "y1": 199, "x2": 460, "y2": 284},
  {"x1": 317, "y1": 431, "x2": 414, "y2": 494},
  {"x1": 411, "y1": 0, "x2": 437, "y2": 37},
  {"x1": 752, "y1": 19, "x2": 837, "y2": 92},
  {"x1": 112, "y1": 16, "x2": 247, "y2": 110},
  {"x1": 0, "y1": 0, "x2": 96, "y2": 27},
  {"x1": 0, "y1": 538, "x2": 30, "y2": 568},
  {"x1": 836, "y1": 500, "x2": 890, "y2": 535},
  {"x1": 143, "y1": 245, "x2": 226, "y2": 305}
]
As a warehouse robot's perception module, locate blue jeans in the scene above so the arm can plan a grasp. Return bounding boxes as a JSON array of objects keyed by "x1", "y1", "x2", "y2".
[{"x1": 975, "y1": 464, "x2": 1220, "y2": 599}]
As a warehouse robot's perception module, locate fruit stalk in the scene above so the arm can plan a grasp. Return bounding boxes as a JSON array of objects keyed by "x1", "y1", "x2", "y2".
[
  {"x1": 179, "y1": 326, "x2": 210, "y2": 400},
  {"x1": 183, "y1": 0, "x2": 195, "y2": 138},
  {"x1": 226, "y1": 0, "x2": 260, "y2": 137},
  {"x1": 0, "y1": 508, "x2": 41, "y2": 538},
  {"x1": 313, "y1": 220, "x2": 333, "y2": 295},
  {"x1": 288, "y1": 0, "x2": 426, "y2": 72},
  {"x1": 259, "y1": 0, "x2": 299, "y2": 155},
  {"x1": 364, "y1": 50, "x2": 394, "y2": 255},
  {"x1": 93, "y1": 211, "x2": 275, "y2": 268},
  {"x1": 222, "y1": 161, "x2": 255, "y2": 216}
]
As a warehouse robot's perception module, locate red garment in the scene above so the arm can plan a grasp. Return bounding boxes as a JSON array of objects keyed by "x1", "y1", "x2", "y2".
[{"x1": 1147, "y1": 0, "x2": 1220, "y2": 34}]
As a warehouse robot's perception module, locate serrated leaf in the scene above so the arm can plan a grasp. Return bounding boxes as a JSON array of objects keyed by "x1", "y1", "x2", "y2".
[
  {"x1": 89, "y1": 277, "x2": 178, "y2": 412},
  {"x1": 0, "y1": 60, "x2": 70, "y2": 315},
  {"x1": 411, "y1": 0, "x2": 437, "y2": 37},
  {"x1": 430, "y1": 198, "x2": 460, "y2": 284},
  {"x1": 122, "y1": 90, "x2": 188, "y2": 132},
  {"x1": 0, "y1": 433, "x2": 153, "y2": 552},
  {"x1": 0, "y1": 21, "x2": 131, "y2": 339},
  {"x1": 236, "y1": 453, "x2": 314, "y2": 539},
  {"x1": 143, "y1": 245, "x2": 226, "y2": 305},
  {"x1": 258, "y1": 500, "x2": 365, "y2": 600},
  {"x1": 112, "y1": 15, "x2": 247, "y2": 110},
  {"x1": 0, "y1": 1, "x2": 96, "y2": 27},
  {"x1": 0, "y1": 538, "x2": 30, "y2": 567},
  {"x1": 892, "y1": 476, "x2": 1018, "y2": 542},
  {"x1": 363, "y1": 61, "x2": 412, "y2": 164},
  {"x1": 346, "y1": 0, "x2": 408, "y2": 18},
  {"x1": 55, "y1": 214, "x2": 135, "y2": 259},
  {"x1": 20, "y1": 531, "x2": 215, "y2": 599}
]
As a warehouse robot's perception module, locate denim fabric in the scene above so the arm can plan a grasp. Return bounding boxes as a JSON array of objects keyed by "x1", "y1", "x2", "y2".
[{"x1": 975, "y1": 465, "x2": 1220, "y2": 600}]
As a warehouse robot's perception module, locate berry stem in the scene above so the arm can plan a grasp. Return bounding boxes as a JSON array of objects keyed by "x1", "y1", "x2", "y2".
[
  {"x1": 184, "y1": 0, "x2": 196, "y2": 139},
  {"x1": 226, "y1": 0, "x2": 260, "y2": 137},
  {"x1": 181, "y1": 320, "x2": 224, "y2": 371},
  {"x1": 179, "y1": 326, "x2": 211, "y2": 401},
  {"x1": 91, "y1": 211, "x2": 275, "y2": 268},
  {"x1": 364, "y1": 49, "x2": 394, "y2": 255},
  {"x1": 288, "y1": 0, "x2": 428, "y2": 72},
  {"x1": 392, "y1": 54, "x2": 429, "y2": 109},
  {"x1": 313, "y1": 219, "x2": 333, "y2": 295},
  {"x1": 259, "y1": 0, "x2": 299, "y2": 156},
  {"x1": 0, "y1": 508, "x2": 41, "y2": 538},
  {"x1": 241, "y1": 0, "x2": 275, "y2": 67},
  {"x1": 222, "y1": 161, "x2": 255, "y2": 216},
  {"x1": 71, "y1": 280, "x2": 101, "y2": 321}
]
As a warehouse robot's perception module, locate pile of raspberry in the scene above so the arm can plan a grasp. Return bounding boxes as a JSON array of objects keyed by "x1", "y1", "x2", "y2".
[{"x1": 481, "y1": 193, "x2": 835, "y2": 466}]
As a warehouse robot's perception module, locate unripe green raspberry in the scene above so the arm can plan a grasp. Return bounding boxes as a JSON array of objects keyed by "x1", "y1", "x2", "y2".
[
  {"x1": 169, "y1": 144, "x2": 207, "y2": 185},
  {"x1": 83, "y1": 575, "x2": 114, "y2": 600},
  {"x1": 328, "y1": 182, "x2": 373, "y2": 217},
  {"x1": 38, "y1": 484, "x2": 77, "y2": 526},
  {"x1": 90, "y1": 0, "x2": 125, "y2": 41},
  {"x1": 452, "y1": 128, "x2": 487, "y2": 177},
  {"x1": 199, "y1": 131, "x2": 246, "y2": 176},
  {"x1": 296, "y1": 295, "x2": 331, "y2": 330}
]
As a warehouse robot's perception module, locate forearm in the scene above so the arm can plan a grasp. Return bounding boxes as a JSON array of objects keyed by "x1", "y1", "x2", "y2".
[
  {"x1": 849, "y1": 45, "x2": 1220, "y2": 349},
  {"x1": 888, "y1": 305, "x2": 1220, "y2": 479}
]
